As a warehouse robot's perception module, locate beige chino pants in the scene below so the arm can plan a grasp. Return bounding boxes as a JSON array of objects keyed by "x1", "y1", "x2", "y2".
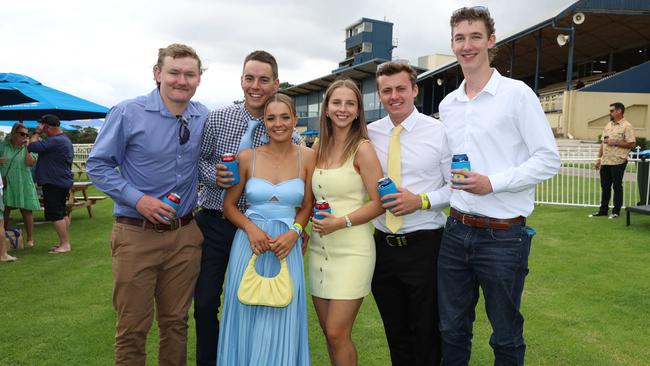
[{"x1": 110, "y1": 220, "x2": 203, "y2": 366}]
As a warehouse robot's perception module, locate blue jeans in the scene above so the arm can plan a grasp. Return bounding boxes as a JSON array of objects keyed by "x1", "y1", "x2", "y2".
[{"x1": 438, "y1": 216, "x2": 532, "y2": 366}]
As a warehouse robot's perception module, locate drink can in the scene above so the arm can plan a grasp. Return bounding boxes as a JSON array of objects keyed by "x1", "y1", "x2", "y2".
[
  {"x1": 313, "y1": 200, "x2": 332, "y2": 220},
  {"x1": 377, "y1": 177, "x2": 398, "y2": 203},
  {"x1": 451, "y1": 154, "x2": 471, "y2": 185},
  {"x1": 161, "y1": 192, "x2": 181, "y2": 221},
  {"x1": 221, "y1": 153, "x2": 240, "y2": 186}
]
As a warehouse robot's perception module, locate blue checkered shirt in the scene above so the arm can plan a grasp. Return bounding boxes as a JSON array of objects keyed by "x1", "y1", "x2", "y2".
[{"x1": 197, "y1": 103, "x2": 301, "y2": 212}]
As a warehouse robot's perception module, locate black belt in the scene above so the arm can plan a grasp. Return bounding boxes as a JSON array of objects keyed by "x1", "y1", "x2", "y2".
[
  {"x1": 200, "y1": 208, "x2": 225, "y2": 218},
  {"x1": 374, "y1": 229, "x2": 442, "y2": 247},
  {"x1": 115, "y1": 213, "x2": 194, "y2": 231}
]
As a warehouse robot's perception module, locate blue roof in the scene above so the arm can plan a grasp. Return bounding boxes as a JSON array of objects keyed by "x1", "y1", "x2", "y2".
[{"x1": 581, "y1": 61, "x2": 650, "y2": 93}]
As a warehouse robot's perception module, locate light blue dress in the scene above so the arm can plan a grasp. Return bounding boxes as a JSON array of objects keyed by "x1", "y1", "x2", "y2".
[{"x1": 217, "y1": 149, "x2": 310, "y2": 366}]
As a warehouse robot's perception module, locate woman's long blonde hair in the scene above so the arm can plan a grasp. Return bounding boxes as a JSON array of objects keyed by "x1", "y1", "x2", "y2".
[{"x1": 316, "y1": 79, "x2": 368, "y2": 166}]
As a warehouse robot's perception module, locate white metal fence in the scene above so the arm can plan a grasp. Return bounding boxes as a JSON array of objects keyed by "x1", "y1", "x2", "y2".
[
  {"x1": 73, "y1": 144, "x2": 93, "y2": 163},
  {"x1": 535, "y1": 147, "x2": 650, "y2": 208}
]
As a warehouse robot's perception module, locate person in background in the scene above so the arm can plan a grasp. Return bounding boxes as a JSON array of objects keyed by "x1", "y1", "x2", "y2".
[
  {"x1": 590, "y1": 102, "x2": 636, "y2": 219},
  {"x1": 438, "y1": 7, "x2": 560, "y2": 365},
  {"x1": 1, "y1": 122, "x2": 40, "y2": 248},
  {"x1": 27, "y1": 114, "x2": 73, "y2": 254},
  {"x1": 309, "y1": 78, "x2": 384, "y2": 366},
  {"x1": 0, "y1": 178, "x2": 16, "y2": 262},
  {"x1": 368, "y1": 61, "x2": 452, "y2": 366},
  {"x1": 87, "y1": 43, "x2": 208, "y2": 366}
]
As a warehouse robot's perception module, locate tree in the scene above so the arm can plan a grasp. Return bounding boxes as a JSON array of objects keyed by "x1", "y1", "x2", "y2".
[
  {"x1": 279, "y1": 82, "x2": 293, "y2": 89},
  {"x1": 64, "y1": 127, "x2": 98, "y2": 143}
]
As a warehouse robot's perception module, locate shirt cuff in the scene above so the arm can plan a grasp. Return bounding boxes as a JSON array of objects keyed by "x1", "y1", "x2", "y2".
[
  {"x1": 122, "y1": 186, "x2": 146, "y2": 209},
  {"x1": 488, "y1": 172, "x2": 509, "y2": 194}
]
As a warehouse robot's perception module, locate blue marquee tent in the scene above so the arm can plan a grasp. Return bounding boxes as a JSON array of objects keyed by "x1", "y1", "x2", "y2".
[{"x1": 0, "y1": 73, "x2": 108, "y2": 121}]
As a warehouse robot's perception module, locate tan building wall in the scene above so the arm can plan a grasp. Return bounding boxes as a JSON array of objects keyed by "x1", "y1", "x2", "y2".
[
  {"x1": 550, "y1": 91, "x2": 650, "y2": 140},
  {"x1": 417, "y1": 54, "x2": 456, "y2": 70}
]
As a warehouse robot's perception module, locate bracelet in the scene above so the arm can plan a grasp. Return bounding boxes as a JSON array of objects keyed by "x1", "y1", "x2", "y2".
[
  {"x1": 291, "y1": 223, "x2": 303, "y2": 235},
  {"x1": 344, "y1": 215, "x2": 352, "y2": 228},
  {"x1": 419, "y1": 193, "x2": 430, "y2": 210}
]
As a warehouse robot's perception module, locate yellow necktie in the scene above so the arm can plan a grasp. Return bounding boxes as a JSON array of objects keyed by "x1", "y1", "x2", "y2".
[{"x1": 386, "y1": 124, "x2": 403, "y2": 233}]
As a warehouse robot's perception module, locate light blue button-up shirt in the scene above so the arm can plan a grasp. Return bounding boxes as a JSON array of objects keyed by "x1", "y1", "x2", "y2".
[{"x1": 87, "y1": 88, "x2": 209, "y2": 219}]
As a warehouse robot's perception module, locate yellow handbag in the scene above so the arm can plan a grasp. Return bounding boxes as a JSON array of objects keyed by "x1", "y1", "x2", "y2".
[{"x1": 237, "y1": 254, "x2": 294, "y2": 308}]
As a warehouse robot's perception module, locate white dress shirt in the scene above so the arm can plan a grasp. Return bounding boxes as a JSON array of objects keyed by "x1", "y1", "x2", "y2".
[
  {"x1": 439, "y1": 69, "x2": 560, "y2": 219},
  {"x1": 368, "y1": 108, "x2": 452, "y2": 234}
]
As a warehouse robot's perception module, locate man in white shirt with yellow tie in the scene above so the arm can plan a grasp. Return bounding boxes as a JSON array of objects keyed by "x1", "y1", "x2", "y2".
[
  {"x1": 367, "y1": 61, "x2": 452, "y2": 366},
  {"x1": 437, "y1": 7, "x2": 560, "y2": 366}
]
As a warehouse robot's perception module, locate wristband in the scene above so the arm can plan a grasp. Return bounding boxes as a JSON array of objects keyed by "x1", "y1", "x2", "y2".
[
  {"x1": 291, "y1": 223, "x2": 303, "y2": 235},
  {"x1": 344, "y1": 215, "x2": 352, "y2": 228},
  {"x1": 420, "y1": 193, "x2": 430, "y2": 210}
]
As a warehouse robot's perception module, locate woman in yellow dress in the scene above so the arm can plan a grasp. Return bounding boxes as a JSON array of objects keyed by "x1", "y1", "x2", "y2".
[{"x1": 310, "y1": 79, "x2": 384, "y2": 365}]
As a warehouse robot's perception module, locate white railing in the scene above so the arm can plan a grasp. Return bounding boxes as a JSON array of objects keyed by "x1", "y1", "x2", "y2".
[
  {"x1": 535, "y1": 148, "x2": 650, "y2": 207},
  {"x1": 73, "y1": 144, "x2": 93, "y2": 162},
  {"x1": 73, "y1": 144, "x2": 93, "y2": 179}
]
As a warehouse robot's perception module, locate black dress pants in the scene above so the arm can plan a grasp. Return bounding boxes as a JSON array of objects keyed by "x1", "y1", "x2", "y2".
[
  {"x1": 371, "y1": 228, "x2": 443, "y2": 366},
  {"x1": 599, "y1": 162, "x2": 627, "y2": 215},
  {"x1": 193, "y1": 210, "x2": 237, "y2": 366}
]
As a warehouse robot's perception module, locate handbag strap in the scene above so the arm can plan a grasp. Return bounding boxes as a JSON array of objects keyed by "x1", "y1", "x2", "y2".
[{"x1": 4, "y1": 146, "x2": 24, "y2": 174}]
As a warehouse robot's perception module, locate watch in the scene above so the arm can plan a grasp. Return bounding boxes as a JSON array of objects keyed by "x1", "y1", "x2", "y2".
[{"x1": 344, "y1": 215, "x2": 352, "y2": 228}]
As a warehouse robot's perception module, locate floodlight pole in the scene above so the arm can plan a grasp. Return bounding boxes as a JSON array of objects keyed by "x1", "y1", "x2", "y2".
[{"x1": 552, "y1": 19, "x2": 576, "y2": 91}]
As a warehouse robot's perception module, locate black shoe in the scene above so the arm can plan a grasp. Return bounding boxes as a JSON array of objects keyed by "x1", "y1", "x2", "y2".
[{"x1": 588, "y1": 212, "x2": 608, "y2": 218}]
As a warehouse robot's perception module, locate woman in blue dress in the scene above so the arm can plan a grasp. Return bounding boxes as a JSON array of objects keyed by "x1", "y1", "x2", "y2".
[{"x1": 219, "y1": 93, "x2": 316, "y2": 366}]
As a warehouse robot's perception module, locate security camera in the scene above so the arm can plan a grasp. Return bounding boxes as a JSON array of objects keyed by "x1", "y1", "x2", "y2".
[{"x1": 573, "y1": 12, "x2": 585, "y2": 25}]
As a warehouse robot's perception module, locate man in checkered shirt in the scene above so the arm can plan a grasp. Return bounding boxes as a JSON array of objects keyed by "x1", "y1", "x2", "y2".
[{"x1": 193, "y1": 50, "x2": 281, "y2": 366}]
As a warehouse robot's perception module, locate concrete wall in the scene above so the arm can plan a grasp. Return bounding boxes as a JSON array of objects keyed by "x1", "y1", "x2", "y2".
[{"x1": 551, "y1": 91, "x2": 650, "y2": 140}]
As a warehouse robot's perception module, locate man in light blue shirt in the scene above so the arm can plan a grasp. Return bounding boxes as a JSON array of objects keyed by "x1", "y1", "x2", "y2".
[{"x1": 87, "y1": 43, "x2": 209, "y2": 366}]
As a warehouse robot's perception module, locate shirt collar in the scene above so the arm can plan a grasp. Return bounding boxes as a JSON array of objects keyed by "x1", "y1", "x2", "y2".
[
  {"x1": 238, "y1": 103, "x2": 263, "y2": 122},
  {"x1": 384, "y1": 107, "x2": 418, "y2": 133},
  {"x1": 455, "y1": 68, "x2": 502, "y2": 101},
  {"x1": 143, "y1": 88, "x2": 202, "y2": 118}
]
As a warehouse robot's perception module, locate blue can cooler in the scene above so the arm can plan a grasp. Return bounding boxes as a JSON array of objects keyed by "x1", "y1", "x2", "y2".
[
  {"x1": 377, "y1": 177, "x2": 398, "y2": 203},
  {"x1": 451, "y1": 154, "x2": 471, "y2": 185},
  {"x1": 161, "y1": 192, "x2": 181, "y2": 220},
  {"x1": 313, "y1": 200, "x2": 332, "y2": 221},
  {"x1": 222, "y1": 153, "x2": 240, "y2": 186}
]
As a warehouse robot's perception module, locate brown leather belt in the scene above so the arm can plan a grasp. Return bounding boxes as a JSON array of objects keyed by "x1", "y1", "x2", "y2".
[
  {"x1": 115, "y1": 213, "x2": 194, "y2": 231},
  {"x1": 450, "y1": 208, "x2": 525, "y2": 230},
  {"x1": 374, "y1": 229, "x2": 442, "y2": 247}
]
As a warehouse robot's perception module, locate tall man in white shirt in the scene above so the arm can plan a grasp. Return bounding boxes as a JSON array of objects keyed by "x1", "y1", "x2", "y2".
[
  {"x1": 438, "y1": 7, "x2": 560, "y2": 366},
  {"x1": 368, "y1": 61, "x2": 452, "y2": 366}
]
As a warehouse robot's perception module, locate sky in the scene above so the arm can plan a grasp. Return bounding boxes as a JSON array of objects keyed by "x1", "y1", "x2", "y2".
[{"x1": 2, "y1": 0, "x2": 577, "y2": 111}]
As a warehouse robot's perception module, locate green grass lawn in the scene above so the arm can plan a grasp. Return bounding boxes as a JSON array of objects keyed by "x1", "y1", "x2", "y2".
[{"x1": 1, "y1": 194, "x2": 649, "y2": 365}]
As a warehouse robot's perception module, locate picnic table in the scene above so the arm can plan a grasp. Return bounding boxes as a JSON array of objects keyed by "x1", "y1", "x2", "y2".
[{"x1": 67, "y1": 181, "x2": 107, "y2": 218}]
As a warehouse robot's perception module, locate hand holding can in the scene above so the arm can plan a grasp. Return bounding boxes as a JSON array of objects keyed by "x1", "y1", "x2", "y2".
[
  {"x1": 313, "y1": 200, "x2": 332, "y2": 221},
  {"x1": 161, "y1": 193, "x2": 181, "y2": 221},
  {"x1": 221, "y1": 153, "x2": 240, "y2": 186}
]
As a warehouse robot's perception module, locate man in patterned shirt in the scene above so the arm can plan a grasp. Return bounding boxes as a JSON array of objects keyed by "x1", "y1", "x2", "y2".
[
  {"x1": 193, "y1": 50, "x2": 280, "y2": 366},
  {"x1": 590, "y1": 102, "x2": 636, "y2": 219}
]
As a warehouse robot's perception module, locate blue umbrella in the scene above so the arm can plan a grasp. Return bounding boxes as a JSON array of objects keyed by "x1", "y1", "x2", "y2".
[
  {"x1": 0, "y1": 73, "x2": 109, "y2": 121},
  {"x1": 0, "y1": 86, "x2": 37, "y2": 106},
  {"x1": 0, "y1": 120, "x2": 78, "y2": 131}
]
